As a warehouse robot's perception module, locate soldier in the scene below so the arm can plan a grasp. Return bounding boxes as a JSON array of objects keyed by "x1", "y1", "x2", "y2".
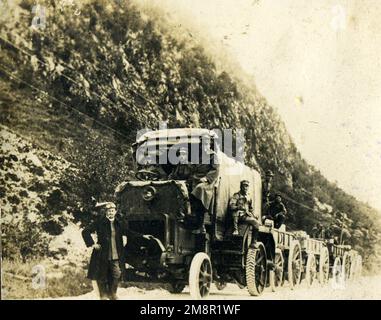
[
  {"x1": 138, "y1": 153, "x2": 167, "y2": 180},
  {"x1": 168, "y1": 147, "x2": 193, "y2": 180},
  {"x1": 262, "y1": 193, "x2": 287, "y2": 229},
  {"x1": 311, "y1": 223, "x2": 325, "y2": 239},
  {"x1": 262, "y1": 170, "x2": 274, "y2": 208},
  {"x1": 340, "y1": 227, "x2": 351, "y2": 245},
  {"x1": 229, "y1": 180, "x2": 260, "y2": 247},
  {"x1": 190, "y1": 135, "x2": 219, "y2": 233}
]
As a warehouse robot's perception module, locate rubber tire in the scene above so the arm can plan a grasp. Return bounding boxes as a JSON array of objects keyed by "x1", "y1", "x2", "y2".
[
  {"x1": 189, "y1": 252, "x2": 212, "y2": 300},
  {"x1": 246, "y1": 242, "x2": 267, "y2": 296}
]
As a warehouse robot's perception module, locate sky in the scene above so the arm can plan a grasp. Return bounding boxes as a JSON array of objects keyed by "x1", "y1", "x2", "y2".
[{"x1": 140, "y1": 0, "x2": 381, "y2": 211}]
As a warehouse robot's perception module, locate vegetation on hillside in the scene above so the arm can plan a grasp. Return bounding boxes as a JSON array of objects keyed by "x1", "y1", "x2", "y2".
[{"x1": 1, "y1": 0, "x2": 380, "y2": 274}]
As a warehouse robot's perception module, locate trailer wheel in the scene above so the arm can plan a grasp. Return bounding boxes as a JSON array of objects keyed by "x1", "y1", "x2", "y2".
[
  {"x1": 168, "y1": 282, "x2": 186, "y2": 294},
  {"x1": 349, "y1": 253, "x2": 357, "y2": 280},
  {"x1": 189, "y1": 252, "x2": 212, "y2": 299},
  {"x1": 246, "y1": 242, "x2": 267, "y2": 296},
  {"x1": 305, "y1": 254, "x2": 317, "y2": 287},
  {"x1": 288, "y1": 241, "x2": 302, "y2": 290},
  {"x1": 319, "y1": 247, "x2": 330, "y2": 285},
  {"x1": 342, "y1": 252, "x2": 352, "y2": 282},
  {"x1": 269, "y1": 248, "x2": 284, "y2": 292},
  {"x1": 332, "y1": 257, "x2": 342, "y2": 286}
]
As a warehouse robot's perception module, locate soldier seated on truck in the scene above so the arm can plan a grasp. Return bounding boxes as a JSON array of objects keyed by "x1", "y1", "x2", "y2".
[
  {"x1": 168, "y1": 147, "x2": 193, "y2": 181},
  {"x1": 167, "y1": 141, "x2": 219, "y2": 234},
  {"x1": 262, "y1": 193, "x2": 287, "y2": 229},
  {"x1": 189, "y1": 136, "x2": 220, "y2": 233},
  {"x1": 137, "y1": 153, "x2": 168, "y2": 180},
  {"x1": 229, "y1": 180, "x2": 260, "y2": 248}
]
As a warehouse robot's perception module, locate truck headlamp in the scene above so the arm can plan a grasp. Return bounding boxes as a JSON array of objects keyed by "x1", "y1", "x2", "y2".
[{"x1": 142, "y1": 186, "x2": 156, "y2": 201}]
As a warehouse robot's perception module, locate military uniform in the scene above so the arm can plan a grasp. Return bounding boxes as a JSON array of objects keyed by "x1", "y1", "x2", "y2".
[
  {"x1": 229, "y1": 181, "x2": 260, "y2": 241},
  {"x1": 311, "y1": 224, "x2": 325, "y2": 239},
  {"x1": 262, "y1": 170, "x2": 274, "y2": 209},
  {"x1": 263, "y1": 196, "x2": 287, "y2": 229},
  {"x1": 168, "y1": 164, "x2": 193, "y2": 180}
]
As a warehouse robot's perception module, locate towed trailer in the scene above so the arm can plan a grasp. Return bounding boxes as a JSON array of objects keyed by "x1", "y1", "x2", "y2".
[{"x1": 326, "y1": 241, "x2": 362, "y2": 285}]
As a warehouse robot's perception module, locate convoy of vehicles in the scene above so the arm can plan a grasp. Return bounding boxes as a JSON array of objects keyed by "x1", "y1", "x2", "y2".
[{"x1": 116, "y1": 128, "x2": 362, "y2": 299}]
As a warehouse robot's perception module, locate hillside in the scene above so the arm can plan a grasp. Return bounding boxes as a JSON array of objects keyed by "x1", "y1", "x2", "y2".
[{"x1": 0, "y1": 0, "x2": 380, "y2": 272}]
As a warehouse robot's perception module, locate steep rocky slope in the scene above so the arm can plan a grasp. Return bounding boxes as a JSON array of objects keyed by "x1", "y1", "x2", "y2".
[
  {"x1": 0, "y1": 125, "x2": 77, "y2": 258},
  {"x1": 0, "y1": 0, "x2": 380, "y2": 271}
]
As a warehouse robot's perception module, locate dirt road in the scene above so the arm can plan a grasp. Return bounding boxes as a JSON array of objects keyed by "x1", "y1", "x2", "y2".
[{"x1": 57, "y1": 276, "x2": 381, "y2": 300}]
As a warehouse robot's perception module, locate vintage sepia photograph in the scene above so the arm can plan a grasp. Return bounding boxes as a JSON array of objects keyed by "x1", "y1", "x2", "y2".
[{"x1": 1, "y1": 0, "x2": 381, "y2": 302}]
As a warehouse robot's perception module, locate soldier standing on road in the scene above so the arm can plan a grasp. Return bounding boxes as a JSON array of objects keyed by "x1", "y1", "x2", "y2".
[{"x1": 229, "y1": 180, "x2": 260, "y2": 248}]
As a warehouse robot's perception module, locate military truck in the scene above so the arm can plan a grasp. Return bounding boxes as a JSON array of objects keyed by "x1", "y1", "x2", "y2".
[{"x1": 115, "y1": 128, "x2": 362, "y2": 299}]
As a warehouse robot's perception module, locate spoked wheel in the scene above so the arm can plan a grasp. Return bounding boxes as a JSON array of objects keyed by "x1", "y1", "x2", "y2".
[
  {"x1": 319, "y1": 247, "x2": 330, "y2": 285},
  {"x1": 269, "y1": 248, "x2": 284, "y2": 292},
  {"x1": 342, "y1": 252, "x2": 352, "y2": 283},
  {"x1": 168, "y1": 282, "x2": 186, "y2": 294},
  {"x1": 305, "y1": 254, "x2": 317, "y2": 287},
  {"x1": 246, "y1": 242, "x2": 267, "y2": 296},
  {"x1": 189, "y1": 253, "x2": 212, "y2": 299},
  {"x1": 287, "y1": 241, "x2": 302, "y2": 290},
  {"x1": 332, "y1": 257, "x2": 343, "y2": 286}
]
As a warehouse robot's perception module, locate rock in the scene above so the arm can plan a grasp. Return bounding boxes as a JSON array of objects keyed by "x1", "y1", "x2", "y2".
[
  {"x1": 19, "y1": 190, "x2": 29, "y2": 197},
  {"x1": 8, "y1": 195, "x2": 21, "y2": 205},
  {"x1": 26, "y1": 153, "x2": 43, "y2": 167},
  {"x1": 5, "y1": 172, "x2": 21, "y2": 182},
  {"x1": 9, "y1": 154, "x2": 18, "y2": 162}
]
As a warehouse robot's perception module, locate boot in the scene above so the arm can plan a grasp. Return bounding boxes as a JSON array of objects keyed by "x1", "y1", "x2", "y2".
[
  {"x1": 232, "y1": 215, "x2": 239, "y2": 236},
  {"x1": 97, "y1": 280, "x2": 109, "y2": 300},
  {"x1": 109, "y1": 279, "x2": 119, "y2": 300}
]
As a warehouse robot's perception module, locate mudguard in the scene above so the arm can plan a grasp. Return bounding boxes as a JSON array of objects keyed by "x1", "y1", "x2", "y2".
[{"x1": 124, "y1": 235, "x2": 166, "y2": 270}]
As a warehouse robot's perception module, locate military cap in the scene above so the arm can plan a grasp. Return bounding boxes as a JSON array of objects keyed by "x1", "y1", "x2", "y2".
[
  {"x1": 95, "y1": 202, "x2": 116, "y2": 210},
  {"x1": 240, "y1": 180, "x2": 250, "y2": 186}
]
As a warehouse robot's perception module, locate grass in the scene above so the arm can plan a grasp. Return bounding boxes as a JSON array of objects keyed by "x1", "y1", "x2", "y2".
[{"x1": 2, "y1": 258, "x2": 92, "y2": 300}]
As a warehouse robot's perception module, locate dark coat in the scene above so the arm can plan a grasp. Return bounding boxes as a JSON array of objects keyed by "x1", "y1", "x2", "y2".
[
  {"x1": 191, "y1": 152, "x2": 219, "y2": 210},
  {"x1": 81, "y1": 216, "x2": 140, "y2": 280}
]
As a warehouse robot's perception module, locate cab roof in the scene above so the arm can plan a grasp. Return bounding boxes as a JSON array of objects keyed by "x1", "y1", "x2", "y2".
[{"x1": 136, "y1": 128, "x2": 218, "y2": 144}]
